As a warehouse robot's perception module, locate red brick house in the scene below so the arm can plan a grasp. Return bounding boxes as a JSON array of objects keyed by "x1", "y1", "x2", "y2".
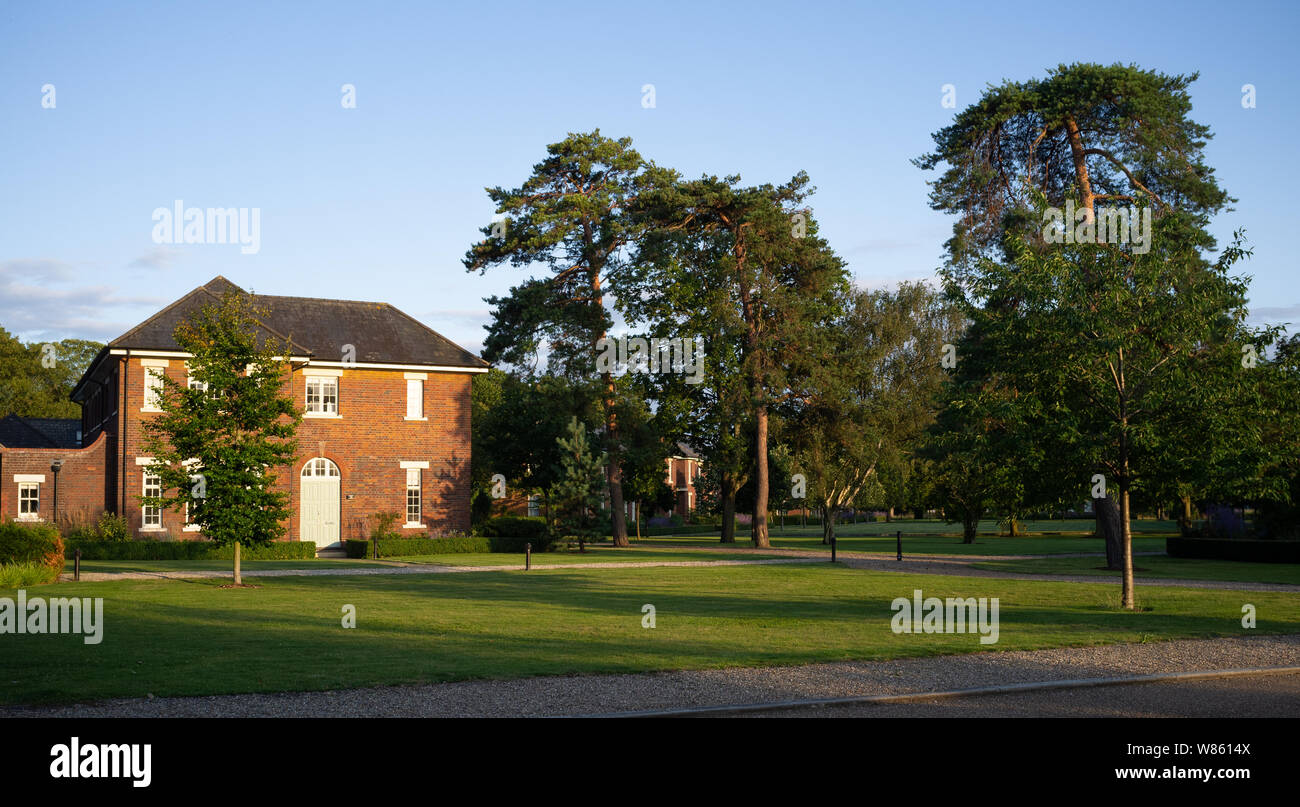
[
  {"x1": 665, "y1": 442, "x2": 702, "y2": 517},
  {"x1": 3, "y1": 276, "x2": 487, "y2": 548}
]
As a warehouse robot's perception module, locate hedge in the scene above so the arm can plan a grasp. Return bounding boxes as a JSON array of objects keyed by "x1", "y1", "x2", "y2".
[
  {"x1": 479, "y1": 516, "x2": 549, "y2": 540},
  {"x1": 0, "y1": 522, "x2": 65, "y2": 578},
  {"x1": 1166, "y1": 536, "x2": 1300, "y2": 564},
  {"x1": 345, "y1": 535, "x2": 491, "y2": 558},
  {"x1": 65, "y1": 540, "x2": 317, "y2": 561}
]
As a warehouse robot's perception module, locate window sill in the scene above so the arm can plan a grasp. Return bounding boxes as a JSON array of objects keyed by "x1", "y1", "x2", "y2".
[
  {"x1": 304, "y1": 412, "x2": 342, "y2": 419},
  {"x1": 139, "y1": 527, "x2": 166, "y2": 533},
  {"x1": 402, "y1": 523, "x2": 425, "y2": 529},
  {"x1": 403, "y1": 416, "x2": 428, "y2": 422},
  {"x1": 140, "y1": 407, "x2": 162, "y2": 413},
  {"x1": 182, "y1": 526, "x2": 202, "y2": 532},
  {"x1": 16, "y1": 516, "x2": 43, "y2": 523}
]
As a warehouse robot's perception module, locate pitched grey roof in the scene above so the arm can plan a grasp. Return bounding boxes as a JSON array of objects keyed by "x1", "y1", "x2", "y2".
[
  {"x1": 108, "y1": 276, "x2": 487, "y2": 369},
  {"x1": 0, "y1": 415, "x2": 81, "y2": 449}
]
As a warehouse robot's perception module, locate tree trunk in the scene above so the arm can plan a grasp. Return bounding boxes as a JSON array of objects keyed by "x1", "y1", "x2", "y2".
[
  {"x1": 1179, "y1": 495, "x2": 1194, "y2": 535},
  {"x1": 752, "y1": 404, "x2": 771, "y2": 548},
  {"x1": 720, "y1": 473, "x2": 736, "y2": 544},
  {"x1": 233, "y1": 541, "x2": 241, "y2": 585},
  {"x1": 885, "y1": 507, "x2": 893, "y2": 523},
  {"x1": 1095, "y1": 494, "x2": 1123, "y2": 569},
  {"x1": 634, "y1": 501, "x2": 641, "y2": 541},
  {"x1": 822, "y1": 504, "x2": 835, "y2": 545},
  {"x1": 963, "y1": 514, "x2": 977, "y2": 544},
  {"x1": 1120, "y1": 486, "x2": 1135, "y2": 610}
]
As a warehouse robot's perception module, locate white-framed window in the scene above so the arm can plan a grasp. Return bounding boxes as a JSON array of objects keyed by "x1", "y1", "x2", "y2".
[
  {"x1": 188, "y1": 375, "x2": 209, "y2": 393},
  {"x1": 18, "y1": 482, "x2": 40, "y2": 520},
  {"x1": 142, "y1": 472, "x2": 163, "y2": 529},
  {"x1": 405, "y1": 468, "x2": 422, "y2": 526},
  {"x1": 305, "y1": 376, "x2": 339, "y2": 415},
  {"x1": 143, "y1": 367, "x2": 165, "y2": 410},
  {"x1": 406, "y1": 379, "x2": 424, "y2": 419},
  {"x1": 527, "y1": 494, "x2": 540, "y2": 518}
]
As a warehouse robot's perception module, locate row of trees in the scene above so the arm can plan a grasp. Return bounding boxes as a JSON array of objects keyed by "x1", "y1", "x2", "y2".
[
  {"x1": 0, "y1": 327, "x2": 101, "y2": 420},
  {"x1": 467, "y1": 62, "x2": 1300, "y2": 610}
]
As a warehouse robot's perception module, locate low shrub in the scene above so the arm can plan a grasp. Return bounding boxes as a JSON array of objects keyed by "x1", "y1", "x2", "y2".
[
  {"x1": 479, "y1": 516, "x2": 548, "y2": 540},
  {"x1": 62, "y1": 512, "x2": 131, "y2": 543},
  {"x1": 66, "y1": 540, "x2": 317, "y2": 561},
  {"x1": 0, "y1": 561, "x2": 61, "y2": 588},
  {"x1": 1167, "y1": 536, "x2": 1300, "y2": 563},
  {"x1": 346, "y1": 533, "x2": 555, "y2": 558},
  {"x1": 0, "y1": 522, "x2": 65, "y2": 578},
  {"x1": 345, "y1": 535, "x2": 491, "y2": 558}
]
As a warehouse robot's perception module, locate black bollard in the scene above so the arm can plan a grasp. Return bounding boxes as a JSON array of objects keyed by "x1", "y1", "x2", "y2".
[
  {"x1": 831, "y1": 534, "x2": 836, "y2": 563},
  {"x1": 525, "y1": 542, "x2": 531, "y2": 571},
  {"x1": 896, "y1": 530, "x2": 902, "y2": 561},
  {"x1": 74, "y1": 548, "x2": 81, "y2": 582}
]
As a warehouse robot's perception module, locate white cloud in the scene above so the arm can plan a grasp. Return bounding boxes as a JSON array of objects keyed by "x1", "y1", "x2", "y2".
[{"x1": 0, "y1": 258, "x2": 168, "y2": 343}]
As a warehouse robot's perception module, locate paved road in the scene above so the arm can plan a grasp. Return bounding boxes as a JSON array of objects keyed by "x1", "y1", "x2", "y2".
[{"x1": 737, "y1": 671, "x2": 1300, "y2": 718}]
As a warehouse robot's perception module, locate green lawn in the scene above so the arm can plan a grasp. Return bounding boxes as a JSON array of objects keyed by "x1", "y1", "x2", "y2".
[
  {"x1": 3, "y1": 563, "x2": 1294, "y2": 706},
  {"x1": 971, "y1": 556, "x2": 1300, "y2": 586}
]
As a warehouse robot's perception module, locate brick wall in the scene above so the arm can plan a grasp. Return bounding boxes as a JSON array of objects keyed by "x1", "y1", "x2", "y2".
[
  {"x1": 113, "y1": 356, "x2": 473, "y2": 541},
  {"x1": 0, "y1": 432, "x2": 109, "y2": 525}
]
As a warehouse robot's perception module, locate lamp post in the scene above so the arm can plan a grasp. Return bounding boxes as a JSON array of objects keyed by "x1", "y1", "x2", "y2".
[{"x1": 50, "y1": 459, "x2": 64, "y2": 526}]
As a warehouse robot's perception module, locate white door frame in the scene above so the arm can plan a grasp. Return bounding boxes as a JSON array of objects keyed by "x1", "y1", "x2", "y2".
[{"x1": 300, "y1": 457, "x2": 341, "y2": 547}]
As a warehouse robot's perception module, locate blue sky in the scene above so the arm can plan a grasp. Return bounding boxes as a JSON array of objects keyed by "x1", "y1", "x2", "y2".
[{"x1": 2, "y1": 0, "x2": 1297, "y2": 355}]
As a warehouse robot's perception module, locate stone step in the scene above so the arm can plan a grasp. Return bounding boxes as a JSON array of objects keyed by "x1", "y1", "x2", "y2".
[{"x1": 315, "y1": 548, "x2": 347, "y2": 559}]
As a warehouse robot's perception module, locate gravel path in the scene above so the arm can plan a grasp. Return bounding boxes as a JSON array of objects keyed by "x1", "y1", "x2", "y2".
[
  {"x1": 61, "y1": 556, "x2": 823, "y2": 582},
  {"x1": 61, "y1": 547, "x2": 1296, "y2": 593},
  {"x1": 8, "y1": 634, "x2": 1299, "y2": 718}
]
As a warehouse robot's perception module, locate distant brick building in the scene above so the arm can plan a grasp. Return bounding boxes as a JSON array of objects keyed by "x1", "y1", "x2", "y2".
[
  {"x1": 665, "y1": 442, "x2": 702, "y2": 517},
  {"x1": 3, "y1": 276, "x2": 487, "y2": 548}
]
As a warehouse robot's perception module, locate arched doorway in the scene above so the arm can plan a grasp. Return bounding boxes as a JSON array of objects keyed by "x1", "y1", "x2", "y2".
[{"x1": 300, "y1": 458, "x2": 341, "y2": 547}]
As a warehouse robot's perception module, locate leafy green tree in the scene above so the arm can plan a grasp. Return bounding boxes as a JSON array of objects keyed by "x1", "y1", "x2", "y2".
[
  {"x1": 949, "y1": 218, "x2": 1262, "y2": 608},
  {"x1": 140, "y1": 293, "x2": 300, "y2": 552},
  {"x1": 465, "y1": 131, "x2": 655, "y2": 547},
  {"x1": 0, "y1": 327, "x2": 103, "y2": 420},
  {"x1": 550, "y1": 416, "x2": 607, "y2": 551},
  {"x1": 916, "y1": 62, "x2": 1231, "y2": 276},
  {"x1": 629, "y1": 172, "x2": 848, "y2": 547},
  {"x1": 787, "y1": 283, "x2": 955, "y2": 544}
]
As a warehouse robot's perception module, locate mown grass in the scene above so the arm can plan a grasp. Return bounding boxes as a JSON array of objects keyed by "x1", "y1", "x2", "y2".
[
  {"x1": 2, "y1": 563, "x2": 1292, "y2": 706},
  {"x1": 971, "y1": 555, "x2": 1300, "y2": 585}
]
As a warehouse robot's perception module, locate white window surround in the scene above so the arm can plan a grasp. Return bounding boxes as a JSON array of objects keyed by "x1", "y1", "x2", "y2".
[
  {"x1": 399, "y1": 461, "x2": 429, "y2": 469},
  {"x1": 405, "y1": 377, "x2": 426, "y2": 421},
  {"x1": 305, "y1": 376, "x2": 339, "y2": 416},
  {"x1": 405, "y1": 467, "x2": 422, "y2": 527},
  {"x1": 17, "y1": 482, "x2": 40, "y2": 521},
  {"x1": 141, "y1": 471, "x2": 163, "y2": 530},
  {"x1": 305, "y1": 368, "x2": 345, "y2": 377},
  {"x1": 135, "y1": 457, "x2": 155, "y2": 466},
  {"x1": 142, "y1": 366, "x2": 166, "y2": 412},
  {"x1": 13, "y1": 474, "x2": 46, "y2": 483},
  {"x1": 139, "y1": 358, "x2": 171, "y2": 368},
  {"x1": 304, "y1": 412, "x2": 343, "y2": 419}
]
